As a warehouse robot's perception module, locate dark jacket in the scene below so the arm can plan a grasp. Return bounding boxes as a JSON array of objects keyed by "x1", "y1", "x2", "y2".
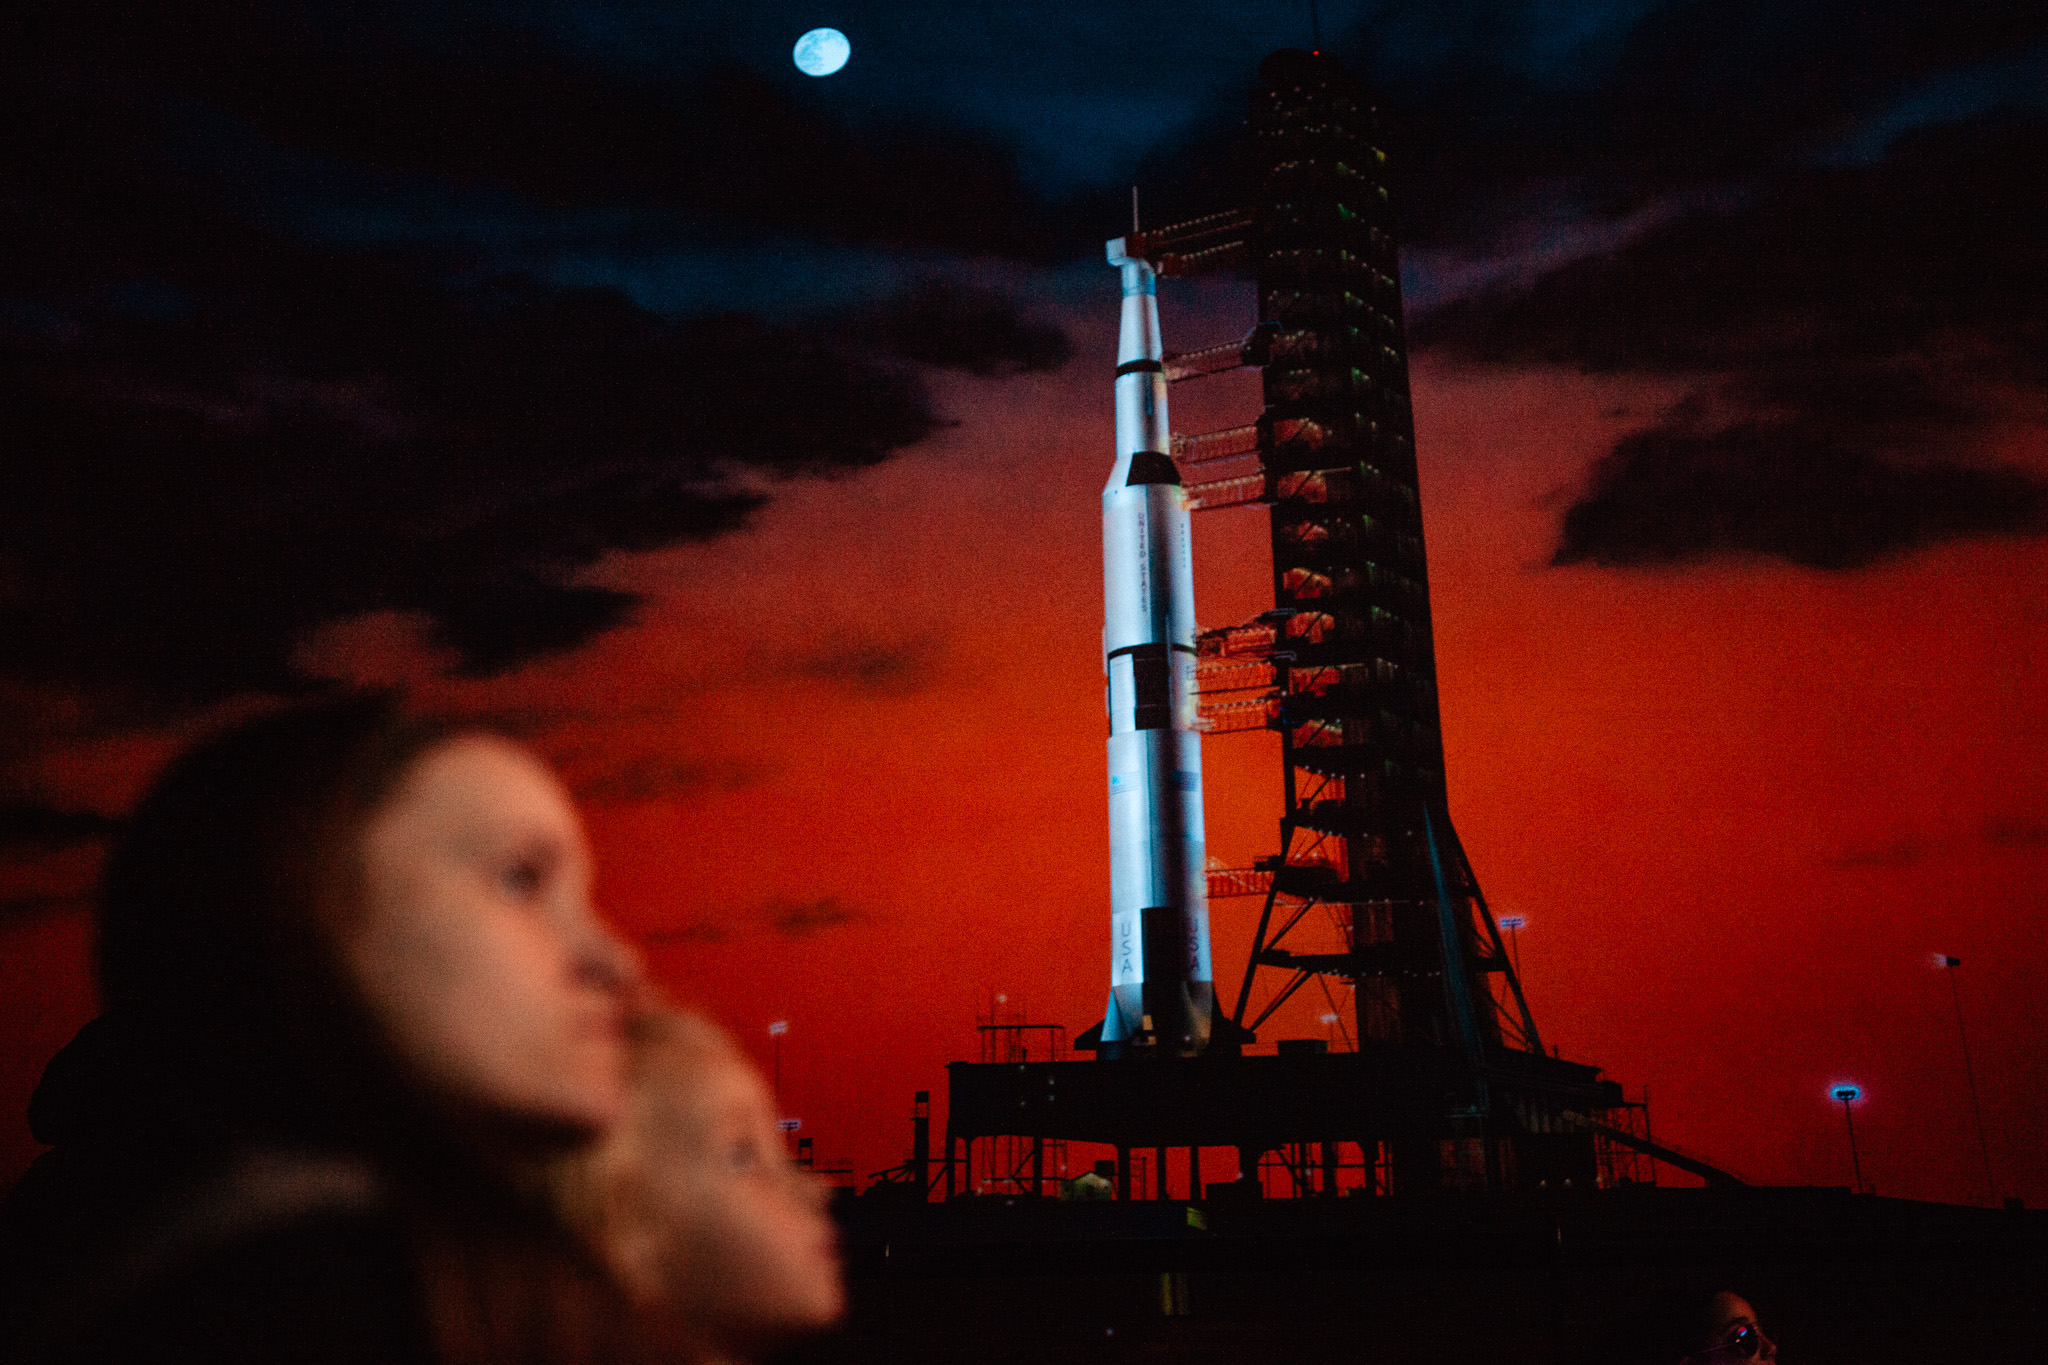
[{"x1": 2, "y1": 1023, "x2": 435, "y2": 1364}]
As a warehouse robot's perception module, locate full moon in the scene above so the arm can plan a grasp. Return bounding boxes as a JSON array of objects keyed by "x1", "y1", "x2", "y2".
[{"x1": 792, "y1": 28, "x2": 850, "y2": 77}]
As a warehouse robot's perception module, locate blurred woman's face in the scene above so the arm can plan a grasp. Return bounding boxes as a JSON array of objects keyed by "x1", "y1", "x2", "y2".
[{"x1": 351, "y1": 735, "x2": 639, "y2": 1132}]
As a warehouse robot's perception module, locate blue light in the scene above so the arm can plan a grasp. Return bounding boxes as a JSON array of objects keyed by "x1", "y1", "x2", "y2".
[
  {"x1": 1831, "y1": 1084, "x2": 1862, "y2": 1103},
  {"x1": 1499, "y1": 915, "x2": 1526, "y2": 929},
  {"x1": 792, "y1": 28, "x2": 851, "y2": 77}
]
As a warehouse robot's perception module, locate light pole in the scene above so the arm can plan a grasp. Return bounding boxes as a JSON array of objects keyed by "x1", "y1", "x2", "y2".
[
  {"x1": 1499, "y1": 915, "x2": 1525, "y2": 979},
  {"x1": 1935, "y1": 954, "x2": 1998, "y2": 1205},
  {"x1": 768, "y1": 1019, "x2": 789, "y2": 1098},
  {"x1": 1832, "y1": 1084, "x2": 1865, "y2": 1194}
]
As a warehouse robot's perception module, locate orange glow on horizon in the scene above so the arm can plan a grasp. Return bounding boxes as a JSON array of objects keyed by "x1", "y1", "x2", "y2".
[{"x1": 4, "y1": 332, "x2": 2045, "y2": 1208}]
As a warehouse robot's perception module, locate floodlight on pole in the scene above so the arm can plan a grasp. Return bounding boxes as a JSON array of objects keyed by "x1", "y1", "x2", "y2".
[
  {"x1": 769, "y1": 1019, "x2": 790, "y2": 1099},
  {"x1": 1498, "y1": 915, "x2": 1525, "y2": 979},
  {"x1": 1831, "y1": 1084, "x2": 1865, "y2": 1194},
  {"x1": 1934, "y1": 953, "x2": 1998, "y2": 1205}
]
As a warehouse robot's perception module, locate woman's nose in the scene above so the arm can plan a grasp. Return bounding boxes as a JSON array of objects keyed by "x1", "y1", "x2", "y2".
[{"x1": 572, "y1": 909, "x2": 643, "y2": 994}]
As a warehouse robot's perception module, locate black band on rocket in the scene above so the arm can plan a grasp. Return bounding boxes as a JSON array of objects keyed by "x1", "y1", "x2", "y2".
[{"x1": 1125, "y1": 450, "x2": 1184, "y2": 486}]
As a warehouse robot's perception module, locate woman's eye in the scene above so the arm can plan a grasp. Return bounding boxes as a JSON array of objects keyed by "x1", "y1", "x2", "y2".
[
  {"x1": 501, "y1": 860, "x2": 542, "y2": 899},
  {"x1": 728, "y1": 1139, "x2": 759, "y2": 1173}
]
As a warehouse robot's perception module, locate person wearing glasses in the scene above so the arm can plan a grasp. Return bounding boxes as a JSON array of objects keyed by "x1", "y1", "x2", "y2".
[{"x1": 1684, "y1": 1291, "x2": 1779, "y2": 1363}]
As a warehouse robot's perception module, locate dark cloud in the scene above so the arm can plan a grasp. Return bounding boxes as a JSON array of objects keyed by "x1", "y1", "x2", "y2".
[
  {"x1": 786, "y1": 636, "x2": 946, "y2": 697},
  {"x1": 1413, "y1": 114, "x2": 2048, "y2": 373},
  {"x1": 0, "y1": 808, "x2": 105, "y2": 921},
  {"x1": 0, "y1": 4, "x2": 1113, "y2": 707},
  {"x1": 1415, "y1": 111, "x2": 2048, "y2": 567},
  {"x1": 1342, "y1": 0, "x2": 2048, "y2": 248},
  {"x1": 0, "y1": 267, "x2": 928, "y2": 695},
  {"x1": 0, "y1": 805, "x2": 125, "y2": 851},
  {"x1": 0, "y1": 62, "x2": 944, "y2": 699},
  {"x1": 639, "y1": 921, "x2": 731, "y2": 947},
  {"x1": 1555, "y1": 418, "x2": 2048, "y2": 571},
  {"x1": 18, "y1": 1, "x2": 1078, "y2": 260},
  {"x1": 631, "y1": 896, "x2": 867, "y2": 947},
  {"x1": 10, "y1": 0, "x2": 2044, "y2": 695},
  {"x1": 574, "y1": 755, "x2": 770, "y2": 804},
  {"x1": 0, "y1": 892, "x2": 92, "y2": 924},
  {"x1": 1098, "y1": 10, "x2": 2048, "y2": 575},
  {"x1": 1824, "y1": 840, "x2": 1926, "y2": 870},
  {"x1": 861, "y1": 283, "x2": 1072, "y2": 377},
  {"x1": 767, "y1": 896, "x2": 864, "y2": 938},
  {"x1": 1985, "y1": 818, "x2": 2048, "y2": 849},
  {"x1": 1311, "y1": 3, "x2": 2048, "y2": 572}
]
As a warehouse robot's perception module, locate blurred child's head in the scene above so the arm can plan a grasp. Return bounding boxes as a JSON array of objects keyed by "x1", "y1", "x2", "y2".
[{"x1": 558, "y1": 1010, "x2": 843, "y2": 1359}]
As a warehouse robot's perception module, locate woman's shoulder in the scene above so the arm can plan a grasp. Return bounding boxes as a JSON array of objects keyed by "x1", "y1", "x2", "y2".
[{"x1": 6, "y1": 1145, "x2": 434, "y2": 1365}]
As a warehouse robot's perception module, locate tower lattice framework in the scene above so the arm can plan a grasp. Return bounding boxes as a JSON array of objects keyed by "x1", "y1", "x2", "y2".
[
  {"x1": 1141, "y1": 49, "x2": 1577, "y2": 1190},
  {"x1": 1238, "y1": 49, "x2": 1541, "y2": 1068},
  {"x1": 940, "y1": 49, "x2": 1737, "y2": 1200}
]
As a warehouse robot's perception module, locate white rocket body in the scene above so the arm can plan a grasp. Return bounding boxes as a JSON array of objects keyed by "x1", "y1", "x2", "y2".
[{"x1": 1097, "y1": 238, "x2": 1215, "y2": 1057}]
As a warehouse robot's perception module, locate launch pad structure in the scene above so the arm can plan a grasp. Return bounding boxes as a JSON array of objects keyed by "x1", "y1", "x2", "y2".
[
  {"x1": 944, "y1": 48, "x2": 1717, "y2": 1200},
  {"x1": 815, "y1": 44, "x2": 2048, "y2": 1365}
]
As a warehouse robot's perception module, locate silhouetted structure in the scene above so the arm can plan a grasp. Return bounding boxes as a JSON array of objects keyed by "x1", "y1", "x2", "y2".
[
  {"x1": 827, "y1": 1188, "x2": 2048, "y2": 1364},
  {"x1": 948, "y1": 49, "x2": 1723, "y2": 1197}
]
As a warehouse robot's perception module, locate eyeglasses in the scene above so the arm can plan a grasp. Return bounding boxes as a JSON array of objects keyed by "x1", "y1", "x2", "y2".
[{"x1": 1698, "y1": 1325, "x2": 1763, "y2": 1359}]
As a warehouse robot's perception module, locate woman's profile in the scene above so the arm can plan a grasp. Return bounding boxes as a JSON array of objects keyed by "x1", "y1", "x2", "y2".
[{"x1": 1, "y1": 695, "x2": 643, "y2": 1363}]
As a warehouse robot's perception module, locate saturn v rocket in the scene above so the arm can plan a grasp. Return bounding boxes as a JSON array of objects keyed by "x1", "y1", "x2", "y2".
[{"x1": 1089, "y1": 235, "x2": 1218, "y2": 1058}]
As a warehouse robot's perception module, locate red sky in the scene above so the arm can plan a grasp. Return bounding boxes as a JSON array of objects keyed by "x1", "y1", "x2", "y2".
[{"x1": 4, "y1": 284, "x2": 2045, "y2": 1207}]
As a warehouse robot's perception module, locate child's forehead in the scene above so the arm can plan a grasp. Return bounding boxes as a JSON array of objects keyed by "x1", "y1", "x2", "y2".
[
  {"x1": 642, "y1": 1045, "x2": 772, "y2": 1126},
  {"x1": 644, "y1": 1035, "x2": 759, "y2": 1088}
]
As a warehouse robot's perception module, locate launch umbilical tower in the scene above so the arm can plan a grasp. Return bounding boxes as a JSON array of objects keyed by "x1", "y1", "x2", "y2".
[{"x1": 948, "y1": 48, "x2": 1729, "y2": 1198}]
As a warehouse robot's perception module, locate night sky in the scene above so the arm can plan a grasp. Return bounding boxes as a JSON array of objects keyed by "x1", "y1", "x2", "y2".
[{"x1": 5, "y1": 1, "x2": 2047, "y2": 1205}]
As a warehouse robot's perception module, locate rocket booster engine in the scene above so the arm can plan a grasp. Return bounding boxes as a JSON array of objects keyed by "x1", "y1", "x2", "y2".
[{"x1": 1093, "y1": 236, "x2": 1216, "y2": 1057}]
